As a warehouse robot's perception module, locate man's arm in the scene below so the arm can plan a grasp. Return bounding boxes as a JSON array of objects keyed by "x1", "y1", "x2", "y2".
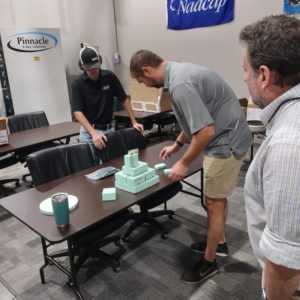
[
  {"x1": 159, "y1": 131, "x2": 188, "y2": 160},
  {"x1": 265, "y1": 258, "x2": 300, "y2": 300},
  {"x1": 122, "y1": 98, "x2": 144, "y2": 133},
  {"x1": 260, "y1": 143, "x2": 300, "y2": 299},
  {"x1": 176, "y1": 131, "x2": 189, "y2": 144},
  {"x1": 170, "y1": 124, "x2": 215, "y2": 181},
  {"x1": 74, "y1": 111, "x2": 107, "y2": 149}
]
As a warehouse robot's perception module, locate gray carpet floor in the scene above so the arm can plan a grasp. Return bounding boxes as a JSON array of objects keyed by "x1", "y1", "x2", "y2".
[{"x1": 0, "y1": 144, "x2": 262, "y2": 299}]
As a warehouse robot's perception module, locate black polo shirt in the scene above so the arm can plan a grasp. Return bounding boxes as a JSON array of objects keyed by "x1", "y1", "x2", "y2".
[{"x1": 71, "y1": 69, "x2": 127, "y2": 125}]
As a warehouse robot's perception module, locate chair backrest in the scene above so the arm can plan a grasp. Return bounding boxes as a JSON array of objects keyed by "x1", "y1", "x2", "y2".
[
  {"x1": 0, "y1": 153, "x2": 19, "y2": 169},
  {"x1": 8, "y1": 111, "x2": 49, "y2": 133},
  {"x1": 27, "y1": 143, "x2": 95, "y2": 186},
  {"x1": 238, "y1": 98, "x2": 248, "y2": 108},
  {"x1": 97, "y1": 128, "x2": 147, "y2": 163},
  {"x1": 155, "y1": 112, "x2": 176, "y2": 125},
  {"x1": 121, "y1": 128, "x2": 147, "y2": 151}
]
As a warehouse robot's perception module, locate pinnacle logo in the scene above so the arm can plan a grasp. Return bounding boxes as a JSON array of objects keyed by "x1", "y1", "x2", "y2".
[{"x1": 7, "y1": 32, "x2": 57, "y2": 53}]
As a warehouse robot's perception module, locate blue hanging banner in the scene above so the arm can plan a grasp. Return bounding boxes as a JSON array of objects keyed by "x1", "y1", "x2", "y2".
[
  {"x1": 167, "y1": 0, "x2": 235, "y2": 30},
  {"x1": 284, "y1": 0, "x2": 300, "y2": 14}
]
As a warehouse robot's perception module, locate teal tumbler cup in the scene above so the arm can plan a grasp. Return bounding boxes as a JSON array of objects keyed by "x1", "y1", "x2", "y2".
[{"x1": 51, "y1": 193, "x2": 69, "y2": 228}]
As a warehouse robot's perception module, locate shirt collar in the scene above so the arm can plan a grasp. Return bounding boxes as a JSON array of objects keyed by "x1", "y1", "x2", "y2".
[{"x1": 260, "y1": 83, "x2": 300, "y2": 126}]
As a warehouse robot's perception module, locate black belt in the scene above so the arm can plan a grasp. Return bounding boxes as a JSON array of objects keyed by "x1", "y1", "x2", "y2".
[{"x1": 93, "y1": 123, "x2": 112, "y2": 130}]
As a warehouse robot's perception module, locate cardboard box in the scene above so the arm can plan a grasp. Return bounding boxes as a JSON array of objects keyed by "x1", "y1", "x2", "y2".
[
  {"x1": 247, "y1": 103, "x2": 262, "y2": 121},
  {"x1": 238, "y1": 98, "x2": 248, "y2": 116},
  {"x1": 130, "y1": 80, "x2": 172, "y2": 113},
  {"x1": 0, "y1": 117, "x2": 9, "y2": 145}
]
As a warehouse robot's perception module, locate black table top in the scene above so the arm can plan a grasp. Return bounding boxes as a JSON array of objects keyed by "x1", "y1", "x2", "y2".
[
  {"x1": 0, "y1": 121, "x2": 80, "y2": 155},
  {"x1": 0, "y1": 141, "x2": 202, "y2": 244}
]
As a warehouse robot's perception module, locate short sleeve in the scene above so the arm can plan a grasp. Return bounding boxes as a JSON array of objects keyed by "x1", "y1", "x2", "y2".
[
  {"x1": 260, "y1": 143, "x2": 300, "y2": 269},
  {"x1": 111, "y1": 73, "x2": 127, "y2": 102},
  {"x1": 171, "y1": 83, "x2": 213, "y2": 134},
  {"x1": 71, "y1": 77, "x2": 84, "y2": 112}
]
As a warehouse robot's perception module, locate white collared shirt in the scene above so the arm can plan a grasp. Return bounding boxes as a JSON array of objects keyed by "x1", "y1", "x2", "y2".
[{"x1": 244, "y1": 83, "x2": 300, "y2": 269}]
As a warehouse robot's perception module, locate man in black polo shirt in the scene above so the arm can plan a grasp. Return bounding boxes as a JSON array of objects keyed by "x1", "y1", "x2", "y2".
[{"x1": 71, "y1": 46, "x2": 143, "y2": 162}]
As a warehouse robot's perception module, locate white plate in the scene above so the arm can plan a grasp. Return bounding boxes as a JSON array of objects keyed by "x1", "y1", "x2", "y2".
[{"x1": 39, "y1": 195, "x2": 79, "y2": 216}]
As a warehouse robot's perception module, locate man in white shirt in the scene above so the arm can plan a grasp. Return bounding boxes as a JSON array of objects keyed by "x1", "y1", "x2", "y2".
[{"x1": 240, "y1": 15, "x2": 300, "y2": 300}]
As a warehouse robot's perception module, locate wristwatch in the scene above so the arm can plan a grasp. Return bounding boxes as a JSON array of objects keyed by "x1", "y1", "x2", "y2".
[{"x1": 175, "y1": 140, "x2": 184, "y2": 147}]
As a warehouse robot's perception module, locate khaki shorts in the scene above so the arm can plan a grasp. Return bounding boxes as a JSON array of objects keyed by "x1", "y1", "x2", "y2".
[{"x1": 203, "y1": 153, "x2": 245, "y2": 198}]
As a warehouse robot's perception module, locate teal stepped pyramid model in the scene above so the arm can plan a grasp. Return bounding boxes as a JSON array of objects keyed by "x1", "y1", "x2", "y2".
[{"x1": 115, "y1": 151, "x2": 159, "y2": 193}]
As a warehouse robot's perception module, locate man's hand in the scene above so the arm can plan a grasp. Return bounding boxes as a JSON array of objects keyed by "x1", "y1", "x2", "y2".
[
  {"x1": 133, "y1": 122, "x2": 144, "y2": 133},
  {"x1": 92, "y1": 132, "x2": 108, "y2": 149},
  {"x1": 169, "y1": 160, "x2": 188, "y2": 181},
  {"x1": 159, "y1": 143, "x2": 179, "y2": 160}
]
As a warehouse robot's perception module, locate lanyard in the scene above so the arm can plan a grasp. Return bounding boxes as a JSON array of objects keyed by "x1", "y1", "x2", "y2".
[{"x1": 267, "y1": 97, "x2": 300, "y2": 124}]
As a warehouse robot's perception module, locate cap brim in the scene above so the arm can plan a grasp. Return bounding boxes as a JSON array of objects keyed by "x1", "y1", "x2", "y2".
[{"x1": 83, "y1": 61, "x2": 101, "y2": 71}]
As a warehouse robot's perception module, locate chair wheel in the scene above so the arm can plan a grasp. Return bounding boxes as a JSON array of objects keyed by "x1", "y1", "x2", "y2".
[
  {"x1": 16, "y1": 181, "x2": 20, "y2": 187},
  {"x1": 113, "y1": 266, "x2": 121, "y2": 273},
  {"x1": 122, "y1": 236, "x2": 129, "y2": 243},
  {"x1": 66, "y1": 279, "x2": 74, "y2": 287},
  {"x1": 161, "y1": 233, "x2": 168, "y2": 239},
  {"x1": 115, "y1": 240, "x2": 121, "y2": 246}
]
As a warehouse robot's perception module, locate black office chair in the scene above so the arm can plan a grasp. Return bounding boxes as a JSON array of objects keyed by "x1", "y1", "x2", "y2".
[
  {"x1": 238, "y1": 98, "x2": 266, "y2": 161},
  {"x1": 0, "y1": 153, "x2": 20, "y2": 195},
  {"x1": 154, "y1": 112, "x2": 177, "y2": 140},
  {"x1": 8, "y1": 111, "x2": 50, "y2": 133},
  {"x1": 238, "y1": 97, "x2": 248, "y2": 113},
  {"x1": 8, "y1": 111, "x2": 62, "y2": 181},
  {"x1": 97, "y1": 128, "x2": 182, "y2": 240},
  {"x1": 114, "y1": 114, "x2": 154, "y2": 132},
  {"x1": 26, "y1": 143, "x2": 131, "y2": 274},
  {"x1": 247, "y1": 120, "x2": 266, "y2": 161},
  {"x1": 96, "y1": 127, "x2": 147, "y2": 162},
  {"x1": 145, "y1": 112, "x2": 177, "y2": 144}
]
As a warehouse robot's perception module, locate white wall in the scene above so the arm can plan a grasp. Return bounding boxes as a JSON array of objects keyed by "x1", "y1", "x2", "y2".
[
  {"x1": 0, "y1": 28, "x2": 71, "y2": 124},
  {"x1": 0, "y1": 0, "x2": 117, "y2": 74},
  {"x1": 114, "y1": 0, "x2": 283, "y2": 98},
  {"x1": 0, "y1": 0, "x2": 287, "y2": 107}
]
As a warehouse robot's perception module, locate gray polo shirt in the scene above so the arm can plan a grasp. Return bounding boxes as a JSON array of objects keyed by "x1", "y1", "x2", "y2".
[{"x1": 164, "y1": 61, "x2": 252, "y2": 158}]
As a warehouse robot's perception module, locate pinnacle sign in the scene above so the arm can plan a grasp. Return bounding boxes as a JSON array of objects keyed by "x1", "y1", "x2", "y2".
[
  {"x1": 7, "y1": 32, "x2": 57, "y2": 52},
  {"x1": 167, "y1": 0, "x2": 234, "y2": 30}
]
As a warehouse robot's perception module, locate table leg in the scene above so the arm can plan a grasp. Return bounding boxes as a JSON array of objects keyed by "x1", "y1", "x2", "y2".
[
  {"x1": 67, "y1": 240, "x2": 84, "y2": 300},
  {"x1": 40, "y1": 238, "x2": 49, "y2": 284},
  {"x1": 181, "y1": 168, "x2": 206, "y2": 211},
  {"x1": 39, "y1": 238, "x2": 84, "y2": 299},
  {"x1": 200, "y1": 167, "x2": 204, "y2": 209}
]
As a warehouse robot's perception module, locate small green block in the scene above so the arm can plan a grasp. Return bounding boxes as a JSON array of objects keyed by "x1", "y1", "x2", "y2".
[
  {"x1": 123, "y1": 161, "x2": 148, "y2": 176},
  {"x1": 154, "y1": 163, "x2": 167, "y2": 170},
  {"x1": 124, "y1": 153, "x2": 139, "y2": 168},
  {"x1": 102, "y1": 188, "x2": 116, "y2": 201},
  {"x1": 163, "y1": 168, "x2": 172, "y2": 175},
  {"x1": 124, "y1": 155, "x2": 133, "y2": 168},
  {"x1": 126, "y1": 173, "x2": 146, "y2": 186},
  {"x1": 115, "y1": 171, "x2": 127, "y2": 183},
  {"x1": 145, "y1": 168, "x2": 155, "y2": 180},
  {"x1": 115, "y1": 175, "x2": 159, "y2": 194},
  {"x1": 132, "y1": 153, "x2": 139, "y2": 167}
]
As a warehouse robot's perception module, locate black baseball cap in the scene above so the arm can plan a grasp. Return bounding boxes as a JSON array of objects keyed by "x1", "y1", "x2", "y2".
[{"x1": 79, "y1": 46, "x2": 101, "y2": 71}]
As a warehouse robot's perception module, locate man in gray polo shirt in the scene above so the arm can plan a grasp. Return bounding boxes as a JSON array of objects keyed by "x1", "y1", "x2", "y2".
[{"x1": 130, "y1": 50, "x2": 252, "y2": 284}]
